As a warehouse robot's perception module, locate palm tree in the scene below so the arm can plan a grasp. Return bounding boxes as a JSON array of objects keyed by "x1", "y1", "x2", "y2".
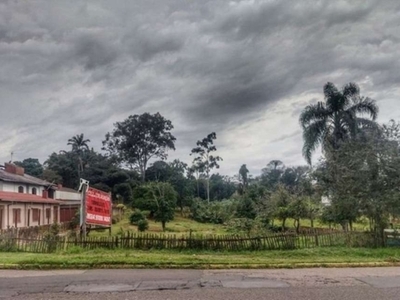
[
  {"x1": 300, "y1": 82, "x2": 379, "y2": 164},
  {"x1": 67, "y1": 134, "x2": 90, "y2": 178}
]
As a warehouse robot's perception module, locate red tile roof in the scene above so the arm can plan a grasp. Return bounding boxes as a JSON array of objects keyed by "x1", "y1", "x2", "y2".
[{"x1": 0, "y1": 191, "x2": 60, "y2": 204}]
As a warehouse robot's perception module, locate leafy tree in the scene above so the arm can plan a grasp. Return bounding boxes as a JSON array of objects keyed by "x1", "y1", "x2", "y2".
[
  {"x1": 133, "y1": 182, "x2": 177, "y2": 230},
  {"x1": 190, "y1": 132, "x2": 223, "y2": 203},
  {"x1": 383, "y1": 119, "x2": 400, "y2": 142},
  {"x1": 130, "y1": 210, "x2": 146, "y2": 225},
  {"x1": 42, "y1": 169, "x2": 62, "y2": 184},
  {"x1": 270, "y1": 185, "x2": 292, "y2": 229},
  {"x1": 315, "y1": 124, "x2": 400, "y2": 237},
  {"x1": 103, "y1": 112, "x2": 176, "y2": 182},
  {"x1": 304, "y1": 197, "x2": 322, "y2": 228},
  {"x1": 288, "y1": 196, "x2": 308, "y2": 233},
  {"x1": 261, "y1": 160, "x2": 285, "y2": 191},
  {"x1": 168, "y1": 160, "x2": 192, "y2": 213},
  {"x1": 137, "y1": 219, "x2": 149, "y2": 232},
  {"x1": 145, "y1": 161, "x2": 171, "y2": 182},
  {"x1": 14, "y1": 158, "x2": 43, "y2": 178},
  {"x1": 209, "y1": 174, "x2": 236, "y2": 201},
  {"x1": 67, "y1": 133, "x2": 90, "y2": 178},
  {"x1": 188, "y1": 161, "x2": 206, "y2": 198},
  {"x1": 300, "y1": 82, "x2": 379, "y2": 164},
  {"x1": 146, "y1": 160, "x2": 192, "y2": 212},
  {"x1": 190, "y1": 198, "x2": 236, "y2": 224},
  {"x1": 236, "y1": 196, "x2": 257, "y2": 220},
  {"x1": 44, "y1": 151, "x2": 79, "y2": 188},
  {"x1": 151, "y1": 182, "x2": 178, "y2": 231},
  {"x1": 113, "y1": 183, "x2": 133, "y2": 204}
]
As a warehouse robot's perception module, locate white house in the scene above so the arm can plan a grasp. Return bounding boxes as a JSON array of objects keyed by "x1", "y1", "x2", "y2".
[{"x1": 0, "y1": 163, "x2": 60, "y2": 229}]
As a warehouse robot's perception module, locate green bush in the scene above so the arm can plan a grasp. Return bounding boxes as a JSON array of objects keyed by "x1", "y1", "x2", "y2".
[
  {"x1": 190, "y1": 198, "x2": 236, "y2": 224},
  {"x1": 129, "y1": 210, "x2": 145, "y2": 225},
  {"x1": 226, "y1": 218, "x2": 254, "y2": 235},
  {"x1": 137, "y1": 219, "x2": 149, "y2": 232}
]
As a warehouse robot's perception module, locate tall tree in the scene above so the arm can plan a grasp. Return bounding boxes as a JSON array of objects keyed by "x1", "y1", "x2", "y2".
[
  {"x1": 300, "y1": 82, "x2": 379, "y2": 164},
  {"x1": 14, "y1": 158, "x2": 43, "y2": 178},
  {"x1": 103, "y1": 112, "x2": 176, "y2": 182},
  {"x1": 238, "y1": 164, "x2": 249, "y2": 193},
  {"x1": 67, "y1": 133, "x2": 90, "y2": 178},
  {"x1": 188, "y1": 161, "x2": 205, "y2": 198},
  {"x1": 261, "y1": 160, "x2": 285, "y2": 191},
  {"x1": 190, "y1": 132, "x2": 222, "y2": 203}
]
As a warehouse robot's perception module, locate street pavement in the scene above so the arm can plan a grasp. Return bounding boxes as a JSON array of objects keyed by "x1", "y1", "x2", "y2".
[{"x1": 1, "y1": 267, "x2": 400, "y2": 299}]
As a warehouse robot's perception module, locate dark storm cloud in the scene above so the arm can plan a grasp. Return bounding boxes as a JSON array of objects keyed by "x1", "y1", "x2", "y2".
[{"x1": 0, "y1": 0, "x2": 399, "y2": 174}]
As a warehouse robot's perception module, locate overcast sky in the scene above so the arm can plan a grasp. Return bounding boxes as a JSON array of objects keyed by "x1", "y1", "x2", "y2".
[{"x1": 0, "y1": 0, "x2": 399, "y2": 176}]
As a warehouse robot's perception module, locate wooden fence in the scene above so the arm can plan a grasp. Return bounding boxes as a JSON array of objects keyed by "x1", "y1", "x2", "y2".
[{"x1": 0, "y1": 231, "x2": 375, "y2": 253}]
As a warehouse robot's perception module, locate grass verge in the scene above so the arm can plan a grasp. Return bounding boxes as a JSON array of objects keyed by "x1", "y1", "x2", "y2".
[{"x1": 1, "y1": 247, "x2": 400, "y2": 270}]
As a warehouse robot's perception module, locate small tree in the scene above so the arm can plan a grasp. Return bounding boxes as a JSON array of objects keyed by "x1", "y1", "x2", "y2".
[
  {"x1": 288, "y1": 196, "x2": 308, "y2": 233},
  {"x1": 130, "y1": 210, "x2": 146, "y2": 225},
  {"x1": 236, "y1": 196, "x2": 257, "y2": 220},
  {"x1": 148, "y1": 182, "x2": 177, "y2": 231},
  {"x1": 137, "y1": 219, "x2": 149, "y2": 232},
  {"x1": 191, "y1": 132, "x2": 222, "y2": 202},
  {"x1": 270, "y1": 185, "x2": 292, "y2": 229}
]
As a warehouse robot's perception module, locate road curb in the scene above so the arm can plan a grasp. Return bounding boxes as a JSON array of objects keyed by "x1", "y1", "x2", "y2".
[{"x1": 1, "y1": 262, "x2": 400, "y2": 270}]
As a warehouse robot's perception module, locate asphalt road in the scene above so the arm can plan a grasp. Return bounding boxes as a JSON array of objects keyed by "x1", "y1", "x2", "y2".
[{"x1": 1, "y1": 268, "x2": 400, "y2": 299}]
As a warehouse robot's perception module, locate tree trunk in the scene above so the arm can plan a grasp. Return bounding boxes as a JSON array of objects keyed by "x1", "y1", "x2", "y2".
[
  {"x1": 207, "y1": 178, "x2": 210, "y2": 203},
  {"x1": 162, "y1": 221, "x2": 166, "y2": 231},
  {"x1": 196, "y1": 179, "x2": 199, "y2": 198},
  {"x1": 282, "y1": 218, "x2": 286, "y2": 231},
  {"x1": 141, "y1": 168, "x2": 146, "y2": 182},
  {"x1": 310, "y1": 218, "x2": 314, "y2": 228},
  {"x1": 296, "y1": 219, "x2": 301, "y2": 234}
]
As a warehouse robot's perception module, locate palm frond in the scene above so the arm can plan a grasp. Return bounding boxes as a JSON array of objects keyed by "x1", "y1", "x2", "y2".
[
  {"x1": 299, "y1": 102, "x2": 328, "y2": 128},
  {"x1": 348, "y1": 97, "x2": 379, "y2": 120},
  {"x1": 302, "y1": 119, "x2": 327, "y2": 165},
  {"x1": 323, "y1": 82, "x2": 339, "y2": 100},
  {"x1": 342, "y1": 82, "x2": 360, "y2": 99}
]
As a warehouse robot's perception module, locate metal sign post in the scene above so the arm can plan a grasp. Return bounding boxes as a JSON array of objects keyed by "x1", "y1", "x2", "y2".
[{"x1": 79, "y1": 179, "x2": 89, "y2": 238}]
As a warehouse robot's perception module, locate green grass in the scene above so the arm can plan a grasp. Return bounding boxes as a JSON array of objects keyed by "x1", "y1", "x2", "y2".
[
  {"x1": 1, "y1": 247, "x2": 400, "y2": 269},
  {"x1": 93, "y1": 213, "x2": 229, "y2": 237}
]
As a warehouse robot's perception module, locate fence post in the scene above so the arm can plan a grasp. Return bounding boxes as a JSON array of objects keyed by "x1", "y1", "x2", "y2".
[
  {"x1": 115, "y1": 236, "x2": 119, "y2": 248},
  {"x1": 315, "y1": 233, "x2": 319, "y2": 247}
]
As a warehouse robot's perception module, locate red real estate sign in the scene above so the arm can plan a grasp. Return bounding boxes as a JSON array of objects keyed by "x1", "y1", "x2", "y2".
[{"x1": 85, "y1": 187, "x2": 111, "y2": 226}]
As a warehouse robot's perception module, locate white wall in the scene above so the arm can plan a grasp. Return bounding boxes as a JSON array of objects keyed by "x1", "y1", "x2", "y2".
[
  {"x1": 55, "y1": 190, "x2": 81, "y2": 201},
  {"x1": 0, "y1": 203, "x2": 60, "y2": 229},
  {"x1": 0, "y1": 182, "x2": 45, "y2": 196}
]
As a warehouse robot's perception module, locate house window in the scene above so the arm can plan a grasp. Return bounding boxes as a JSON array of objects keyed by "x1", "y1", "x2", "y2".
[
  {"x1": 32, "y1": 209, "x2": 40, "y2": 222},
  {"x1": 18, "y1": 186, "x2": 24, "y2": 193},
  {"x1": 13, "y1": 209, "x2": 21, "y2": 226},
  {"x1": 32, "y1": 188, "x2": 37, "y2": 195}
]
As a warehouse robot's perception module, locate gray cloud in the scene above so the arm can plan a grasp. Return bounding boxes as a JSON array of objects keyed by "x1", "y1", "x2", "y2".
[{"x1": 0, "y1": 0, "x2": 399, "y2": 175}]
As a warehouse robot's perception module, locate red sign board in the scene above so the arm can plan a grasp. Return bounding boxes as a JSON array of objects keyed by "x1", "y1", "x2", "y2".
[{"x1": 85, "y1": 187, "x2": 111, "y2": 226}]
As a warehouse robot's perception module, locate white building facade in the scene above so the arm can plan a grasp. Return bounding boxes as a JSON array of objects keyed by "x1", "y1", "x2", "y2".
[{"x1": 0, "y1": 163, "x2": 60, "y2": 229}]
